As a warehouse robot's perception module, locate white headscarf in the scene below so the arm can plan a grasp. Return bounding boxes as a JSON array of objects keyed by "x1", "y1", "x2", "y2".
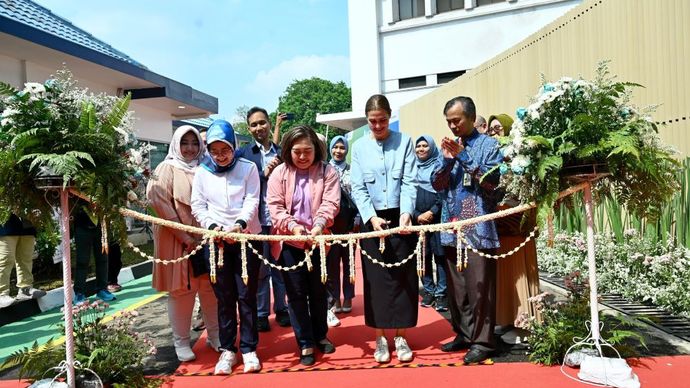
[{"x1": 161, "y1": 125, "x2": 205, "y2": 172}]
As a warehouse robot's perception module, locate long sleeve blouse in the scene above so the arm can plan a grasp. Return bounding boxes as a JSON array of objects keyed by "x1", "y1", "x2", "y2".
[
  {"x1": 191, "y1": 158, "x2": 261, "y2": 234},
  {"x1": 350, "y1": 131, "x2": 418, "y2": 224}
]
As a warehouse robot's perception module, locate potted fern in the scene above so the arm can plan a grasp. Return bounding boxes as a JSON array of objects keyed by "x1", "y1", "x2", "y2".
[
  {"x1": 0, "y1": 69, "x2": 151, "y2": 237},
  {"x1": 497, "y1": 62, "x2": 681, "y2": 225}
]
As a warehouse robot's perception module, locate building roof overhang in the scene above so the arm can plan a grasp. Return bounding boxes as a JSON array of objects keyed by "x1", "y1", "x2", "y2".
[
  {"x1": 0, "y1": 15, "x2": 217, "y2": 119},
  {"x1": 316, "y1": 111, "x2": 367, "y2": 132}
]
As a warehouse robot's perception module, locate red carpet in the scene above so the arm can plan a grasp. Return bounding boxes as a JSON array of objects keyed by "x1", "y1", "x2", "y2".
[
  {"x1": 176, "y1": 256, "x2": 462, "y2": 376},
  {"x1": 167, "y1": 257, "x2": 689, "y2": 387},
  {"x1": 1, "y1": 357, "x2": 687, "y2": 388},
  {"x1": 165, "y1": 356, "x2": 690, "y2": 387},
  {"x1": 1, "y1": 257, "x2": 685, "y2": 387}
]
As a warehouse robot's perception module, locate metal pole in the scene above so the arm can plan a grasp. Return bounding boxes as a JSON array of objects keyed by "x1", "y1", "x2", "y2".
[
  {"x1": 583, "y1": 181, "x2": 601, "y2": 346},
  {"x1": 60, "y1": 189, "x2": 75, "y2": 387}
]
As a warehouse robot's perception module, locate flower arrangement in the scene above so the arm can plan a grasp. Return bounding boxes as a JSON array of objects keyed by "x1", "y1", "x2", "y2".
[
  {"x1": 2, "y1": 301, "x2": 158, "y2": 387},
  {"x1": 497, "y1": 62, "x2": 681, "y2": 224},
  {"x1": 0, "y1": 69, "x2": 151, "y2": 236}
]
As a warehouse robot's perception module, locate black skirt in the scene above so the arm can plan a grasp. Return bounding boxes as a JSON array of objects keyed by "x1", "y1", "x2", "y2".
[{"x1": 360, "y1": 208, "x2": 419, "y2": 328}]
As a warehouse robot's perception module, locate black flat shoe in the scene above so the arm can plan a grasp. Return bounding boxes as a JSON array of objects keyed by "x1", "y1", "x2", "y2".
[
  {"x1": 441, "y1": 338, "x2": 471, "y2": 352},
  {"x1": 257, "y1": 316, "x2": 270, "y2": 332},
  {"x1": 463, "y1": 346, "x2": 493, "y2": 364},
  {"x1": 300, "y1": 351, "x2": 315, "y2": 366},
  {"x1": 316, "y1": 339, "x2": 335, "y2": 354},
  {"x1": 276, "y1": 310, "x2": 291, "y2": 327}
]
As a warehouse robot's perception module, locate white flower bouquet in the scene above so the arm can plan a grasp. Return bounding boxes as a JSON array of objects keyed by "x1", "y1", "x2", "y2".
[
  {"x1": 0, "y1": 69, "x2": 151, "y2": 235},
  {"x1": 495, "y1": 62, "x2": 680, "y2": 225}
]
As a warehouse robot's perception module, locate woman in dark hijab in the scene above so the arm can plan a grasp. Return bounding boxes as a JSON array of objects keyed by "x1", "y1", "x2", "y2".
[{"x1": 412, "y1": 135, "x2": 447, "y2": 312}]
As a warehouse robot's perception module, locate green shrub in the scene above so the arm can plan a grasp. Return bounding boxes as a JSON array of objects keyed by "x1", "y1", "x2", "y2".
[{"x1": 519, "y1": 271, "x2": 645, "y2": 365}]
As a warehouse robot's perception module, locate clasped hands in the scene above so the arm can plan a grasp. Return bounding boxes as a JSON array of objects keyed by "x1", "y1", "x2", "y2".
[{"x1": 440, "y1": 136, "x2": 464, "y2": 159}]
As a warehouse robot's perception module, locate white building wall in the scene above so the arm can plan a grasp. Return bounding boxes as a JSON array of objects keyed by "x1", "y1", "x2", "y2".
[
  {"x1": 0, "y1": 54, "x2": 24, "y2": 87},
  {"x1": 348, "y1": 0, "x2": 581, "y2": 112},
  {"x1": 348, "y1": 0, "x2": 383, "y2": 114},
  {"x1": 130, "y1": 102, "x2": 173, "y2": 143},
  {"x1": 0, "y1": 55, "x2": 174, "y2": 145}
]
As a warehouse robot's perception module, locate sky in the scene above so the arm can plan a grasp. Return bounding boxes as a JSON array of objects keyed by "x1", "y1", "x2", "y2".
[{"x1": 35, "y1": 0, "x2": 351, "y2": 120}]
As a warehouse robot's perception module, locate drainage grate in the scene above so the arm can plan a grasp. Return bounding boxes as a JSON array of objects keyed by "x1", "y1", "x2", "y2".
[{"x1": 539, "y1": 274, "x2": 690, "y2": 342}]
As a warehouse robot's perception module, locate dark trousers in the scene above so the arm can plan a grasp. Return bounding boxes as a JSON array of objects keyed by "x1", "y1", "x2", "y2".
[
  {"x1": 74, "y1": 224, "x2": 108, "y2": 295},
  {"x1": 421, "y1": 237, "x2": 447, "y2": 297},
  {"x1": 326, "y1": 243, "x2": 355, "y2": 305},
  {"x1": 107, "y1": 242, "x2": 122, "y2": 285},
  {"x1": 279, "y1": 244, "x2": 328, "y2": 350},
  {"x1": 206, "y1": 241, "x2": 260, "y2": 354},
  {"x1": 443, "y1": 247, "x2": 497, "y2": 352},
  {"x1": 257, "y1": 225, "x2": 288, "y2": 317}
]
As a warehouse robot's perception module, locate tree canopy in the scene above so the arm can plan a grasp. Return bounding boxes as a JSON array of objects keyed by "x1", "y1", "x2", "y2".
[
  {"x1": 231, "y1": 105, "x2": 250, "y2": 137},
  {"x1": 276, "y1": 77, "x2": 351, "y2": 139}
]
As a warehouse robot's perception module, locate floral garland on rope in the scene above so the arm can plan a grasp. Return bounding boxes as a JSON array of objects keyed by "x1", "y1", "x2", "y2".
[
  {"x1": 118, "y1": 180, "x2": 596, "y2": 290},
  {"x1": 119, "y1": 193, "x2": 548, "y2": 287}
]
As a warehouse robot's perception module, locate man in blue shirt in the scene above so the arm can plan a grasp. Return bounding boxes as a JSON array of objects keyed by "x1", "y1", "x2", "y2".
[
  {"x1": 432, "y1": 96, "x2": 502, "y2": 364},
  {"x1": 236, "y1": 107, "x2": 290, "y2": 331}
]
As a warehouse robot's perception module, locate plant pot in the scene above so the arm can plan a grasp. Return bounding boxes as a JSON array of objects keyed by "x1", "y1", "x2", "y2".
[
  {"x1": 34, "y1": 167, "x2": 73, "y2": 190},
  {"x1": 560, "y1": 163, "x2": 610, "y2": 184}
]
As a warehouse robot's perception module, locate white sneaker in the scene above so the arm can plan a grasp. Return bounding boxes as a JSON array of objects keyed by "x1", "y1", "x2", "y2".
[
  {"x1": 326, "y1": 309, "x2": 341, "y2": 327},
  {"x1": 174, "y1": 345, "x2": 196, "y2": 362},
  {"x1": 16, "y1": 287, "x2": 46, "y2": 300},
  {"x1": 394, "y1": 336, "x2": 413, "y2": 362},
  {"x1": 374, "y1": 336, "x2": 390, "y2": 363},
  {"x1": 242, "y1": 351, "x2": 261, "y2": 373},
  {"x1": 214, "y1": 350, "x2": 237, "y2": 375},
  {"x1": 0, "y1": 295, "x2": 13, "y2": 309}
]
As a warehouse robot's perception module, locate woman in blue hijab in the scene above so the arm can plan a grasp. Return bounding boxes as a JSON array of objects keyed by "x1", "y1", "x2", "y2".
[
  {"x1": 412, "y1": 135, "x2": 448, "y2": 312},
  {"x1": 191, "y1": 119, "x2": 263, "y2": 375},
  {"x1": 326, "y1": 136, "x2": 357, "y2": 320}
]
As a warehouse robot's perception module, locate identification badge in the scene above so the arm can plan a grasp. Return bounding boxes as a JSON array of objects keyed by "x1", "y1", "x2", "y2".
[{"x1": 462, "y1": 172, "x2": 472, "y2": 187}]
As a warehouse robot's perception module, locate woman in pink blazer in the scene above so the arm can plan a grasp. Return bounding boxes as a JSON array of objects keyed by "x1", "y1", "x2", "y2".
[{"x1": 267, "y1": 125, "x2": 341, "y2": 366}]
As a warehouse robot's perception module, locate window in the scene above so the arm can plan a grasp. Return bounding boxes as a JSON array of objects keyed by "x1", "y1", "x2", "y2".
[
  {"x1": 437, "y1": 70, "x2": 467, "y2": 84},
  {"x1": 399, "y1": 76, "x2": 427, "y2": 89},
  {"x1": 436, "y1": 0, "x2": 464, "y2": 13},
  {"x1": 147, "y1": 141, "x2": 169, "y2": 171},
  {"x1": 398, "y1": 0, "x2": 425, "y2": 20},
  {"x1": 476, "y1": 0, "x2": 505, "y2": 6}
]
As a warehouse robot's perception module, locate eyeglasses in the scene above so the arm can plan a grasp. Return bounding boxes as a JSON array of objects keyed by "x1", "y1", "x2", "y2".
[
  {"x1": 209, "y1": 148, "x2": 234, "y2": 157},
  {"x1": 487, "y1": 125, "x2": 503, "y2": 135}
]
